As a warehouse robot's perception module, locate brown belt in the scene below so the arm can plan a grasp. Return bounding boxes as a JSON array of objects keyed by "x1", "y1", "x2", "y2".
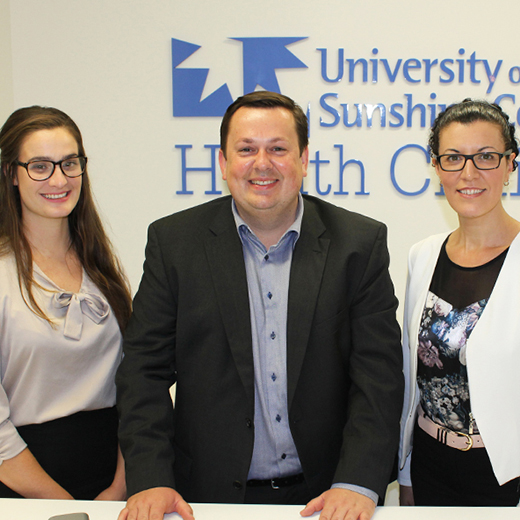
[{"x1": 418, "y1": 408, "x2": 484, "y2": 451}]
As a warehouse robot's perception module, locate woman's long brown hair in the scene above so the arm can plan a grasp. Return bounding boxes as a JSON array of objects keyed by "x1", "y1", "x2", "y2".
[{"x1": 0, "y1": 106, "x2": 131, "y2": 331}]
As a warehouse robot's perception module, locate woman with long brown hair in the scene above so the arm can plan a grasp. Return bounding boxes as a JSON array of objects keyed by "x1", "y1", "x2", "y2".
[{"x1": 0, "y1": 106, "x2": 131, "y2": 499}]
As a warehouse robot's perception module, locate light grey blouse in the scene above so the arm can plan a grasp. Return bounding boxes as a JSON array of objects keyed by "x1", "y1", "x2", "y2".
[{"x1": 0, "y1": 253, "x2": 122, "y2": 464}]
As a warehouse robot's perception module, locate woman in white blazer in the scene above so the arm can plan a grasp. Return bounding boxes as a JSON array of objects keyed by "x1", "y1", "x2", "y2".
[{"x1": 399, "y1": 99, "x2": 520, "y2": 506}]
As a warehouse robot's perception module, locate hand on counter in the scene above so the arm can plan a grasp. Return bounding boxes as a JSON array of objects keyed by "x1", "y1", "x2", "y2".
[
  {"x1": 300, "y1": 488, "x2": 376, "y2": 520},
  {"x1": 117, "y1": 487, "x2": 194, "y2": 520}
]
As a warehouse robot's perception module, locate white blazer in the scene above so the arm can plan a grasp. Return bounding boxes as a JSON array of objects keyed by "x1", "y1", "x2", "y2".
[{"x1": 398, "y1": 232, "x2": 520, "y2": 488}]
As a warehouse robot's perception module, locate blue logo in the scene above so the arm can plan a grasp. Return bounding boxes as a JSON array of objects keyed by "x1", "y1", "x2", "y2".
[{"x1": 171, "y1": 37, "x2": 308, "y2": 117}]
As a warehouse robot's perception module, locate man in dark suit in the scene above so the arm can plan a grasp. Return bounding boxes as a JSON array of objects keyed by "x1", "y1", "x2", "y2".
[{"x1": 116, "y1": 91, "x2": 403, "y2": 520}]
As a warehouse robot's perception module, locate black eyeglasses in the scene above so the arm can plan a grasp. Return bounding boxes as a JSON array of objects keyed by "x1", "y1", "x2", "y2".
[
  {"x1": 433, "y1": 150, "x2": 512, "y2": 172},
  {"x1": 16, "y1": 156, "x2": 87, "y2": 181}
]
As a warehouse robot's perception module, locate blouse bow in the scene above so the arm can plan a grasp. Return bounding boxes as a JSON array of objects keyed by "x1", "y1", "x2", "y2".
[{"x1": 52, "y1": 291, "x2": 110, "y2": 340}]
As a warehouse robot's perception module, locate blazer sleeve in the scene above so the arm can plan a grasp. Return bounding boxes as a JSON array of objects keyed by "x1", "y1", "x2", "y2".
[
  {"x1": 397, "y1": 233, "x2": 448, "y2": 487},
  {"x1": 116, "y1": 222, "x2": 178, "y2": 497},
  {"x1": 397, "y1": 246, "x2": 416, "y2": 487},
  {"x1": 333, "y1": 223, "x2": 404, "y2": 499}
]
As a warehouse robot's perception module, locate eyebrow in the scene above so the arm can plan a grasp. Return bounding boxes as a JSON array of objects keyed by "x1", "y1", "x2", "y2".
[
  {"x1": 235, "y1": 137, "x2": 289, "y2": 145},
  {"x1": 24, "y1": 153, "x2": 79, "y2": 162},
  {"x1": 443, "y1": 146, "x2": 499, "y2": 154}
]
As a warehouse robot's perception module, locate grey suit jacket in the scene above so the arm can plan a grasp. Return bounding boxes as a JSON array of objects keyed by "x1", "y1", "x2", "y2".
[{"x1": 116, "y1": 194, "x2": 403, "y2": 503}]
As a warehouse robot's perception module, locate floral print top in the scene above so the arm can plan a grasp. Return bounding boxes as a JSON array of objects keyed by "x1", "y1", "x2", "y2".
[{"x1": 417, "y1": 238, "x2": 508, "y2": 434}]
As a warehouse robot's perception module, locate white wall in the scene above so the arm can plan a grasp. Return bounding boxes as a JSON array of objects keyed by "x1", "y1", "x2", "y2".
[
  {"x1": 0, "y1": 0, "x2": 13, "y2": 122},
  {"x1": 7, "y1": 0, "x2": 520, "y2": 307}
]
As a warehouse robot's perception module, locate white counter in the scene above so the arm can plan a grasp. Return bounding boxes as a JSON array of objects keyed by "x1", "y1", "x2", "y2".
[{"x1": 1, "y1": 501, "x2": 520, "y2": 520}]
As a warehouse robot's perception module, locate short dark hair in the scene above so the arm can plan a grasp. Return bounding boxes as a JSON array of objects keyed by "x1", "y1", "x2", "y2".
[
  {"x1": 220, "y1": 91, "x2": 308, "y2": 158},
  {"x1": 429, "y1": 98, "x2": 518, "y2": 171}
]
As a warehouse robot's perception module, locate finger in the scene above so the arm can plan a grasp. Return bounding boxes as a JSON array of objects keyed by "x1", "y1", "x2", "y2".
[
  {"x1": 300, "y1": 496, "x2": 324, "y2": 516},
  {"x1": 320, "y1": 503, "x2": 359, "y2": 520},
  {"x1": 177, "y1": 500, "x2": 195, "y2": 520},
  {"x1": 317, "y1": 503, "x2": 338, "y2": 520},
  {"x1": 127, "y1": 505, "x2": 142, "y2": 520},
  {"x1": 117, "y1": 507, "x2": 129, "y2": 520},
  {"x1": 318, "y1": 493, "x2": 369, "y2": 520},
  {"x1": 148, "y1": 503, "x2": 168, "y2": 520},
  {"x1": 136, "y1": 504, "x2": 151, "y2": 520},
  {"x1": 358, "y1": 510, "x2": 373, "y2": 520}
]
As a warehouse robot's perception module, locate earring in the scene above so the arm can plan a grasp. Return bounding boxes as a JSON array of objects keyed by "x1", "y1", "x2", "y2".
[{"x1": 504, "y1": 180, "x2": 510, "y2": 186}]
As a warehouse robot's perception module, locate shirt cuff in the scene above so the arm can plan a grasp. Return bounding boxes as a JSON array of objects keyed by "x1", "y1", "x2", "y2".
[{"x1": 331, "y1": 483, "x2": 378, "y2": 505}]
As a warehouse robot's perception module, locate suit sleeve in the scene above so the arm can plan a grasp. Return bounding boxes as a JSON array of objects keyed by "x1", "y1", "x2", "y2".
[
  {"x1": 116, "y1": 223, "x2": 179, "y2": 497},
  {"x1": 333, "y1": 223, "x2": 404, "y2": 499}
]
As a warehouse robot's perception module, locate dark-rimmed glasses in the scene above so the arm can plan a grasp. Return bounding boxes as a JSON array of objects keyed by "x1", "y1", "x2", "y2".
[
  {"x1": 16, "y1": 156, "x2": 87, "y2": 181},
  {"x1": 433, "y1": 150, "x2": 512, "y2": 172}
]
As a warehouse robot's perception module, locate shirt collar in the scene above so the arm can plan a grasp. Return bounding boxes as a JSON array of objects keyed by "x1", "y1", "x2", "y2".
[{"x1": 232, "y1": 194, "x2": 304, "y2": 248}]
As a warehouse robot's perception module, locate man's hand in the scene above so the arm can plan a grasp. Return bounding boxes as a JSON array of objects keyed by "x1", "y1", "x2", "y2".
[
  {"x1": 399, "y1": 485, "x2": 414, "y2": 506},
  {"x1": 117, "y1": 487, "x2": 194, "y2": 520},
  {"x1": 300, "y1": 488, "x2": 376, "y2": 520}
]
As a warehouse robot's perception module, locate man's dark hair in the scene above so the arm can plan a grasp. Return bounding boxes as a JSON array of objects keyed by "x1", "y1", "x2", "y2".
[{"x1": 220, "y1": 91, "x2": 308, "y2": 158}]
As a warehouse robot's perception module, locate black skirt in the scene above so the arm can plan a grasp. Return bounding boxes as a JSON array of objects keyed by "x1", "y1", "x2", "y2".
[
  {"x1": 411, "y1": 421, "x2": 520, "y2": 506},
  {"x1": 0, "y1": 406, "x2": 118, "y2": 499}
]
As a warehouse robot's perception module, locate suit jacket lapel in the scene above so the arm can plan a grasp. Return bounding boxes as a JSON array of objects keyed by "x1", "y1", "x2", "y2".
[
  {"x1": 205, "y1": 202, "x2": 255, "y2": 405},
  {"x1": 286, "y1": 200, "x2": 329, "y2": 408}
]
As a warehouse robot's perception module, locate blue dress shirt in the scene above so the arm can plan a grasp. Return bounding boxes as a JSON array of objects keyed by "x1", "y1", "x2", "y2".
[{"x1": 232, "y1": 196, "x2": 378, "y2": 504}]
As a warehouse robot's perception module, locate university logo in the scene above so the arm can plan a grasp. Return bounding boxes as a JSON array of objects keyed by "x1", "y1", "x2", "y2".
[{"x1": 171, "y1": 37, "x2": 308, "y2": 117}]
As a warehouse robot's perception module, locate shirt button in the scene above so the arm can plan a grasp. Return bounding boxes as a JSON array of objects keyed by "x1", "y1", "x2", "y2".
[
  {"x1": 233, "y1": 480, "x2": 243, "y2": 489},
  {"x1": 276, "y1": 414, "x2": 282, "y2": 422},
  {"x1": 281, "y1": 453, "x2": 287, "y2": 459},
  {"x1": 246, "y1": 418, "x2": 253, "y2": 428},
  {"x1": 270, "y1": 331, "x2": 276, "y2": 340},
  {"x1": 271, "y1": 373, "x2": 277, "y2": 381},
  {"x1": 264, "y1": 254, "x2": 269, "y2": 261},
  {"x1": 267, "y1": 292, "x2": 273, "y2": 299}
]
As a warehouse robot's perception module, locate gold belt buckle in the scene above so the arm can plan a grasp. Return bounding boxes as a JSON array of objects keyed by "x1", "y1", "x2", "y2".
[{"x1": 456, "y1": 431, "x2": 473, "y2": 451}]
